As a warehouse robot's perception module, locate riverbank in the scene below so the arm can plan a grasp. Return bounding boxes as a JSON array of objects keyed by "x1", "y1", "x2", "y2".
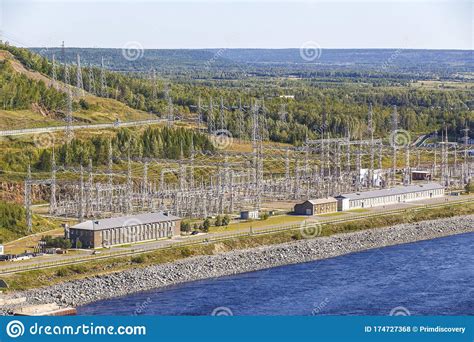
[{"x1": 2, "y1": 214, "x2": 473, "y2": 314}]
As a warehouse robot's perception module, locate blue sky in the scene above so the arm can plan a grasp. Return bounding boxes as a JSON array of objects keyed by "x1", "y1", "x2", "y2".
[{"x1": 1, "y1": 0, "x2": 472, "y2": 49}]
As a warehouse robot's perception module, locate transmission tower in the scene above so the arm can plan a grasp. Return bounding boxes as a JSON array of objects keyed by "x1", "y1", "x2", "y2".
[
  {"x1": 25, "y1": 164, "x2": 32, "y2": 233},
  {"x1": 100, "y1": 56, "x2": 108, "y2": 97},
  {"x1": 368, "y1": 103, "x2": 375, "y2": 188},
  {"x1": 49, "y1": 148, "x2": 57, "y2": 214},
  {"x1": 151, "y1": 68, "x2": 157, "y2": 101},
  {"x1": 391, "y1": 105, "x2": 398, "y2": 186},
  {"x1": 219, "y1": 97, "x2": 226, "y2": 130},
  {"x1": 61, "y1": 41, "x2": 66, "y2": 64},
  {"x1": 88, "y1": 63, "x2": 96, "y2": 95},
  {"x1": 164, "y1": 84, "x2": 173, "y2": 126},
  {"x1": 76, "y1": 53, "x2": 84, "y2": 96},
  {"x1": 51, "y1": 54, "x2": 57, "y2": 89},
  {"x1": 64, "y1": 62, "x2": 70, "y2": 85},
  {"x1": 461, "y1": 123, "x2": 470, "y2": 184},
  {"x1": 65, "y1": 85, "x2": 74, "y2": 142}
]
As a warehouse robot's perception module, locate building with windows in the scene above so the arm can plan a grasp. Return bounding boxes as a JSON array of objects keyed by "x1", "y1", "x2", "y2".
[
  {"x1": 335, "y1": 183, "x2": 444, "y2": 211},
  {"x1": 240, "y1": 210, "x2": 259, "y2": 220},
  {"x1": 294, "y1": 198, "x2": 338, "y2": 215},
  {"x1": 68, "y1": 212, "x2": 181, "y2": 248}
]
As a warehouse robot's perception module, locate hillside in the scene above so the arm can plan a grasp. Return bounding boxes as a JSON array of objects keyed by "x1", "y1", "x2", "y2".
[{"x1": 0, "y1": 49, "x2": 157, "y2": 130}]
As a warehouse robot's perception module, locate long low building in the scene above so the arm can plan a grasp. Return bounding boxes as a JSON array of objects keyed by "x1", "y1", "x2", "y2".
[
  {"x1": 335, "y1": 183, "x2": 445, "y2": 211},
  {"x1": 69, "y1": 212, "x2": 181, "y2": 248},
  {"x1": 294, "y1": 198, "x2": 338, "y2": 215}
]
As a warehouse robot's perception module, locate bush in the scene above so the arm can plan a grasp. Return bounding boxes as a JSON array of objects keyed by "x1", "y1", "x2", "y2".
[
  {"x1": 42, "y1": 235, "x2": 72, "y2": 249},
  {"x1": 202, "y1": 218, "x2": 211, "y2": 232},
  {"x1": 56, "y1": 268, "x2": 70, "y2": 277},
  {"x1": 181, "y1": 221, "x2": 191, "y2": 233},
  {"x1": 131, "y1": 255, "x2": 147, "y2": 264},
  {"x1": 214, "y1": 215, "x2": 223, "y2": 226},
  {"x1": 261, "y1": 212, "x2": 269, "y2": 220},
  {"x1": 222, "y1": 215, "x2": 231, "y2": 226},
  {"x1": 79, "y1": 99, "x2": 90, "y2": 110}
]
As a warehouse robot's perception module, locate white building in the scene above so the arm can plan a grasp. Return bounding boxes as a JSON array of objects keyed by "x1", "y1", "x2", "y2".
[
  {"x1": 0, "y1": 245, "x2": 4, "y2": 255},
  {"x1": 240, "y1": 210, "x2": 259, "y2": 220},
  {"x1": 359, "y1": 168, "x2": 384, "y2": 187},
  {"x1": 336, "y1": 183, "x2": 445, "y2": 211}
]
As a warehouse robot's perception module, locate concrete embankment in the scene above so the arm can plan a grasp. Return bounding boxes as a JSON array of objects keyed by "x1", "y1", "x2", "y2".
[{"x1": 2, "y1": 215, "x2": 473, "y2": 314}]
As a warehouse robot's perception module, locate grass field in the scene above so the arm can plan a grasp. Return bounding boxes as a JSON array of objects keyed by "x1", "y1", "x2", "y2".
[{"x1": 209, "y1": 215, "x2": 305, "y2": 233}]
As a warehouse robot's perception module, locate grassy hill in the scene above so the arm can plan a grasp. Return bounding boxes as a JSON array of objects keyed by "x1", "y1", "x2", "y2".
[{"x1": 0, "y1": 49, "x2": 157, "y2": 130}]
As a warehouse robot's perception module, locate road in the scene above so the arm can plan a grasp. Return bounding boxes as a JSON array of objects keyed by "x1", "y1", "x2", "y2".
[
  {"x1": 0, "y1": 119, "x2": 167, "y2": 137},
  {"x1": 0, "y1": 195, "x2": 472, "y2": 275}
]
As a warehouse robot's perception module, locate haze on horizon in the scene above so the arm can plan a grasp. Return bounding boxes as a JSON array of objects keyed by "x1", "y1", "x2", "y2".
[{"x1": 1, "y1": 0, "x2": 472, "y2": 50}]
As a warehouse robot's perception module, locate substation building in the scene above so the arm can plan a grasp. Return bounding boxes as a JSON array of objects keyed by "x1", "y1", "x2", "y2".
[
  {"x1": 68, "y1": 212, "x2": 181, "y2": 248},
  {"x1": 293, "y1": 198, "x2": 338, "y2": 215},
  {"x1": 335, "y1": 183, "x2": 445, "y2": 211}
]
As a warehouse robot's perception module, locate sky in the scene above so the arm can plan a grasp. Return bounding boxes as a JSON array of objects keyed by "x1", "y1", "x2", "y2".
[{"x1": 0, "y1": 0, "x2": 472, "y2": 49}]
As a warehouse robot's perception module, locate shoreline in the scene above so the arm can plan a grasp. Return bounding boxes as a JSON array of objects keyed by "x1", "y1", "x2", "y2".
[{"x1": 2, "y1": 214, "x2": 474, "y2": 314}]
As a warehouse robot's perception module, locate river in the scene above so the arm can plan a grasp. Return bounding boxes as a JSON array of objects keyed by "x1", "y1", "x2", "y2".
[{"x1": 78, "y1": 232, "x2": 474, "y2": 316}]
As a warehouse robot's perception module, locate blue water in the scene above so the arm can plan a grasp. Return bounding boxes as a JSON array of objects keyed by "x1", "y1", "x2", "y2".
[{"x1": 78, "y1": 232, "x2": 474, "y2": 316}]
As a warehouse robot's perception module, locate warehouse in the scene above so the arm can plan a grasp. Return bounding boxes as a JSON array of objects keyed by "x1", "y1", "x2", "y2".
[
  {"x1": 335, "y1": 183, "x2": 444, "y2": 211},
  {"x1": 68, "y1": 212, "x2": 181, "y2": 248},
  {"x1": 294, "y1": 197, "x2": 338, "y2": 215}
]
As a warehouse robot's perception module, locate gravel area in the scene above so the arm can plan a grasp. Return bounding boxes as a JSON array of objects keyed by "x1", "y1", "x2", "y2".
[{"x1": 2, "y1": 215, "x2": 473, "y2": 314}]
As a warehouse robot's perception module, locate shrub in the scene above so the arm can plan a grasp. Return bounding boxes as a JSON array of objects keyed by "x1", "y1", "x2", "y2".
[{"x1": 131, "y1": 255, "x2": 147, "y2": 264}]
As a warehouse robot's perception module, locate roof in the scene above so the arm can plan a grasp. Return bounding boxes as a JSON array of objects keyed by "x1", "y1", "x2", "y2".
[
  {"x1": 71, "y1": 212, "x2": 180, "y2": 231},
  {"x1": 336, "y1": 183, "x2": 444, "y2": 201},
  {"x1": 411, "y1": 170, "x2": 431, "y2": 174},
  {"x1": 305, "y1": 197, "x2": 337, "y2": 205}
]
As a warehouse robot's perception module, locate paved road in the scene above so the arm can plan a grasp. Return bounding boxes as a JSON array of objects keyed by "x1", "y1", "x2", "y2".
[
  {"x1": 0, "y1": 119, "x2": 167, "y2": 137},
  {"x1": 1, "y1": 195, "x2": 472, "y2": 274}
]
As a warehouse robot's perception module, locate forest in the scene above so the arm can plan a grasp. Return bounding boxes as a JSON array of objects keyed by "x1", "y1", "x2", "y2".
[{"x1": 1, "y1": 42, "x2": 473, "y2": 145}]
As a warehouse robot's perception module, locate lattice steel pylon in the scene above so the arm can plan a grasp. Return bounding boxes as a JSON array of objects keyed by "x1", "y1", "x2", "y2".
[
  {"x1": 75, "y1": 53, "x2": 84, "y2": 96},
  {"x1": 100, "y1": 56, "x2": 108, "y2": 97},
  {"x1": 208, "y1": 97, "x2": 215, "y2": 133},
  {"x1": 151, "y1": 68, "x2": 157, "y2": 101},
  {"x1": 391, "y1": 105, "x2": 398, "y2": 186},
  {"x1": 368, "y1": 102, "x2": 375, "y2": 188},
  {"x1": 49, "y1": 148, "x2": 57, "y2": 214},
  {"x1": 461, "y1": 123, "x2": 470, "y2": 185},
  {"x1": 25, "y1": 164, "x2": 32, "y2": 233},
  {"x1": 88, "y1": 63, "x2": 96, "y2": 95},
  {"x1": 164, "y1": 84, "x2": 173, "y2": 127},
  {"x1": 51, "y1": 54, "x2": 57, "y2": 90},
  {"x1": 65, "y1": 85, "x2": 74, "y2": 142}
]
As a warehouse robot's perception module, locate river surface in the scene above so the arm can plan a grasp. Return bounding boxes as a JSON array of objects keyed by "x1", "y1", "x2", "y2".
[{"x1": 78, "y1": 232, "x2": 474, "y2": 316}]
